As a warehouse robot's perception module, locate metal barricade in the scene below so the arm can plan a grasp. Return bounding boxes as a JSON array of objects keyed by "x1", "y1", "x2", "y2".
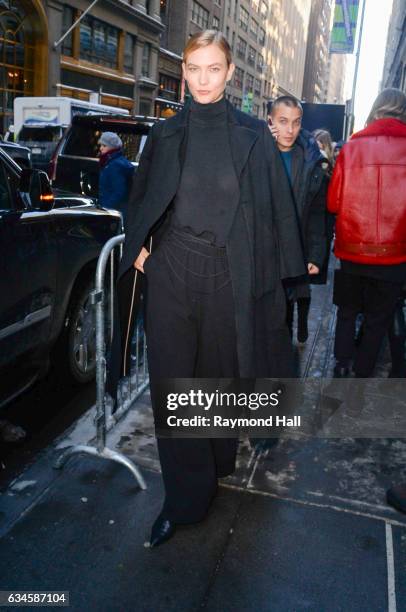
[{"x1": 54, "y1": 234, "x2": 147, "y2": 490}]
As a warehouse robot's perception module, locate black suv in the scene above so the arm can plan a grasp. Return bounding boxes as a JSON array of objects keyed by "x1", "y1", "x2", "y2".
[
  {"x1": 17, "y1": 124, "x2": 66, "y2": 171},
  {"x1": 0, "y1": 148, "x2": 122, "y2": 408},
  {"x1": 50, "y1": 114, "x2": 158, "y2": 198},
  {"x1": 0, "y1": 141, "x2": 31, "y2": 168}
]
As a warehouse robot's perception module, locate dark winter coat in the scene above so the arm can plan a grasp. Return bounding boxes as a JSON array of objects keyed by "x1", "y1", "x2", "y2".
[
  {"x1": 285, "y1": 130, "x2": 329, "y2": 295},
  {"x1": 99, "y1": 150, "x2": 134, "y2": 222},
  {"x1": 109, "y1": 100, "x2": 306, "y2": 392},
  {"x1": 291, "y1": 130, "x2": 329, "y2": 267}
]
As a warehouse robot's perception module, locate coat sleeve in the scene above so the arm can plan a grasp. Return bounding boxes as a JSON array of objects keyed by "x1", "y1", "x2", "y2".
[
  {"x1": 263, "y1": 124, "x2": 307, "y2": 280},
  {"x1": 327, "y1": 150, "x2": 344, "y2": 214},
  {"x1": 118, "y1": 123, "x2": 159, "y2": 277},
  {"x1": 306, "y1": 170, "x2": 328, "y2": 268},
  {"x1": 125, "y1": 123, "x2": 158, "y2": 231}
]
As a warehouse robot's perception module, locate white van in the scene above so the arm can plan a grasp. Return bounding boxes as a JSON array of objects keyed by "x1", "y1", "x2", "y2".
[{"x1": 14, "y1": 97, "x2": 129, "y2": 171}]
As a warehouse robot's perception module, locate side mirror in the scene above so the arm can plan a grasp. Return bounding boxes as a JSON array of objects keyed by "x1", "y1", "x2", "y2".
[{"x1": 19, "y1": 168, "x2": 54, "y2": 211}]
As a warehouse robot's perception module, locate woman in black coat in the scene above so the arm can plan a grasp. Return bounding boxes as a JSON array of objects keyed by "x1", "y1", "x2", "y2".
[{"x1": 114, "y1": 30, "x2": 306, "y2": 547}]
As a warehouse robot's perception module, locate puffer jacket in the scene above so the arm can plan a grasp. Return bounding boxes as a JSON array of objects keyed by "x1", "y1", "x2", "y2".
[{"x1": 327, "y1": 118, "x2": 406, "y2": 265}]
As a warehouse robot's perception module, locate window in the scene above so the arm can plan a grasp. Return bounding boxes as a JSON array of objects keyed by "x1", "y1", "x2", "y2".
[
  {"x1": 19, "y1": 126, "x2": 63, "y2": 142},
  {"x1": 124, "y1": 34, "x2": 135, "y2": 73},
  {"x1": 234, "y1": 66, "x2": 244, "y2": 90},
  {"x1": 61, "y1": 5, "x2": 74, "y2": 57},
  {"x1": 227, "y1": 0, "x2": 231, "y2": 16},
  {"x1": 253, "y1": 103, "x2": 259, "y2": 116},
  {"x1": 159, "y1": 73, "x2": 180, "y2": 101},
  {"x1": 213, "y1": 16, "x2": 219, "y2": 29},
  {"x1": 239, "y1": 6, "x2": 249, "y2": 32},
  {"x1": 246, "y1": 73, "x2": 254, "y2": 92},
  {"x1": 248, "y1": 46, "x2": 256, "y2": 66},
  {"x1": 160, "y1": 0, "x2": 167, "y2": 19},
  {"x1": 142, "y1": 42, "x2": 151, "y2": 77},
  {"x1": 80, "y1": 15, "x2": 119, "y2": 68},
  {"x1": 232, "y1": 96, "x2": 242, "y2": 109},
  {"x1": 252, "y1": 0, "x2": 259, "y2": 12},
  {"x1": 231, "y1": 31, "x2": 235, "y2": 51},
  {"x1": 260, "y1": 0, "x2": 268, "y2": 19},
  {"x1": 139, "y1": 99, "x2": 151, "y2": 116},
  {"x1": 226, "y1": 26, "x2": 230, "y2": 41},
  {"x1": 191, "y1": 1, "x2": 209, "y2": 29},
  {"x1": 259, "y1": 28, "x2": 266, "y2": 45},
  {"x1": 237, "y1": 37, "x2": 247, "y2": 59},
  {"x1": 257, "y1": 53, "x2": 264, "y2": 72},
  {"x1": 250, "y1": 18, "x2": 258, "y2": 40},
  {"x1": 254, "y1": 78, "x2": 261, "y2": 96}
]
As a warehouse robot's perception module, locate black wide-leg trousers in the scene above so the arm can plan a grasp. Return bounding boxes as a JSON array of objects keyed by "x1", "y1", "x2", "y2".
[{"x1": 144, "y1": 229, "x2": 239, "y2": 524}]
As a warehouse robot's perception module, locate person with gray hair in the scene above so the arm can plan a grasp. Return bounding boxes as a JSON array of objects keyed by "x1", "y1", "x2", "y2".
[{"x1": 98, "y1": 131, "x2": 134, "y2": 224}]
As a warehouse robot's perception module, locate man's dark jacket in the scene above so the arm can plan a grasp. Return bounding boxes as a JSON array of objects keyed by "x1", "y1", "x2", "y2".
[
  {"x1": 109, "y1": 100, "x2": 306, "y2": 393},
  {"x1": 291, "y1": 131, "x2": 328, "y2": 265},
  {"x1": 286, "y1": 130, "x2": 329, "y2": 294}
]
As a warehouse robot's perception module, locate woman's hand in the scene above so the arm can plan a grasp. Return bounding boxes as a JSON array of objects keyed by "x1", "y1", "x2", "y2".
[
  {"x1": 134, "y1": 247, "x2": 150, "y2": 273},
  {"x1": 308, "y1": 263, "x2": 320, "y2": 275}
]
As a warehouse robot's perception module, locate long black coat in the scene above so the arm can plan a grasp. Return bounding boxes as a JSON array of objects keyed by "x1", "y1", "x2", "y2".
[{"x1": 110, "y1": 101, "x2": 306, "y2": 390}]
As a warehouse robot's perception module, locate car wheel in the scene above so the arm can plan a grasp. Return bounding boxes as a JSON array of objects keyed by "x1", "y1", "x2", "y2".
[{"x1": 66, "y1": 279, "x2": 97, "y2": 384}]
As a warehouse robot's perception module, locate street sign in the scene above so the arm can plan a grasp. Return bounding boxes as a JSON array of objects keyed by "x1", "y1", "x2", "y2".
[{"x1": 330, "y1": 0, "x2": 360, "y2": 54}]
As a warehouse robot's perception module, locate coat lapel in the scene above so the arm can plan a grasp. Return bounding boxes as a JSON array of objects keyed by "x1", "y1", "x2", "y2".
[{"x1": 226, "y1": 102, "x2": 259, "y2": 180}]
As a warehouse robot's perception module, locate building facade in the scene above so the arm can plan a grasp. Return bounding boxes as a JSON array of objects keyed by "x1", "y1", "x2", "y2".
[
  {"x1": 383, "y1": 0, "x2": 406, "y2": 91},
  {"x1": 266, "y1": 0, "x2": 311, "y2": 102},
  {"x1": 324, "y1": 51, "x2": 346, "y2": 104},
  {"x1": 222, "y1": 0, "x2": 269, "y2": 118},
  {"x1": 301, "y1": 0, "x2": 333, "y2": 103},
  {"x1": 0, "y1": 0, "x2": 165, "y2": 132}
]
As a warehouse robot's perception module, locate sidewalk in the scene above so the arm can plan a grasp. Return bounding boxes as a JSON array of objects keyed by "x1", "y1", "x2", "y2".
[{"x1": 1, "y1": 271, "x2": 406, "y2": 611}]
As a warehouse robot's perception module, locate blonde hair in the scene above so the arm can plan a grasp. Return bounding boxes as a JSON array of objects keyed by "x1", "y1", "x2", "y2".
[
  {"x1": 366, "y1": 88, "x2": 406, "y2": 125},
  {"x1": 313, "y1": 129, "x2": 335, "y2": 164},
  {"x1": 183, "y1": 30, "x2": 232, "y2": 66}
]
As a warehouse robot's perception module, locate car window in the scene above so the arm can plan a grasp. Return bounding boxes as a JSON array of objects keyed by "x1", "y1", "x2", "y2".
[
  {"x1": 0, "y1": 161, "x2": 12, "y2": 210},
  {"x1": 18, "y1": 126, "x2": 62, "y2": 142},
  {"x1": 63, "y1": 122, "x2": 150, "y2": 162}
]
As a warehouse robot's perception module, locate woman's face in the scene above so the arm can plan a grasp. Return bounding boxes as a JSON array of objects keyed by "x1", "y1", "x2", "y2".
[{"x1": 182, "y1": 44, "x2": 235, "y2": 104}]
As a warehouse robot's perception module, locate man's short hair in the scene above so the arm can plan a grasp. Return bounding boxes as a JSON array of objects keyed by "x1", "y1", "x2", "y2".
[{"x1": 268, "y1": 96, "x2": 303, "y2": 116}]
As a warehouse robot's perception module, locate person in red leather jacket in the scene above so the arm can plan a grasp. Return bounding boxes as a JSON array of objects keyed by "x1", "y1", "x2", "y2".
[{"x1": 328, "y1": 88, "x2": 406, "y2": 378}]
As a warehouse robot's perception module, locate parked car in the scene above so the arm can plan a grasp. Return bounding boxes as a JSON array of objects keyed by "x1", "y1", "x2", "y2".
[
  {"x1": 0, "y1": 148, "x2": 122, "y2": 408},
  {"x1": 17, "y1": 124, "x2": 66, "y2": 172},
  {"x1": 0, "y1": 140, "x2": 31, "y2": 168},
  {"x1": 50, "y1": 114, "x2": 160, "y2": 199}
]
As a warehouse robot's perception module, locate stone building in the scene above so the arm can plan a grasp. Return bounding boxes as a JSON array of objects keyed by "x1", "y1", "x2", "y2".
[
  {"x1": 301, "y1": 0, "x2": 333, "y2": 103},
  {"x1": 0, "y1": 0, "x2": 164, "y2": 131},
  {"x1": 382, "y1": 0, "x2": 406, "y2": 90}
]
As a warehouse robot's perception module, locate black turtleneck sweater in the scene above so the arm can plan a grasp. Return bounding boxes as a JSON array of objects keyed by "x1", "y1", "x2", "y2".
[{"x1": 172, "y1": 96, "x2": 239, "y2": 246}]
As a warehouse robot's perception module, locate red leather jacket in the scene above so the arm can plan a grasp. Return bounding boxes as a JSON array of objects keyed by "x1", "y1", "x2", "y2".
[{"x1": 327, "y1": 118, "x2": 406, "y2": 265}]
